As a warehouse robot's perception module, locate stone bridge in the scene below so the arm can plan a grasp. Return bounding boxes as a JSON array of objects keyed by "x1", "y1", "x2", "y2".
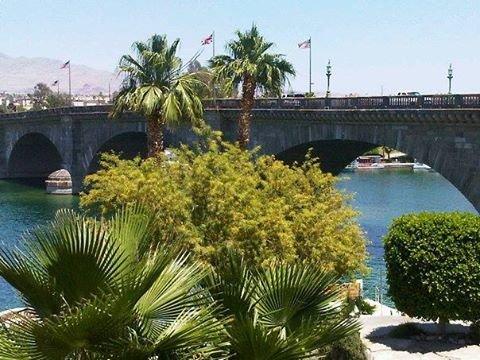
[{"x1": 0, "y1": 93, "x2": 478, "y2": 211}]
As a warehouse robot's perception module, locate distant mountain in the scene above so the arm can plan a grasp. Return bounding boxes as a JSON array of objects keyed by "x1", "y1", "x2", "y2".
[{"x1": 0, "y1": 53, "x2": 122, "y2": 95}]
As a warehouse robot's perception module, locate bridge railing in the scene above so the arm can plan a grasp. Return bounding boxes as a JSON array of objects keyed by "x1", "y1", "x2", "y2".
[
  {"x1": 204, "y1": 94, "x2": 480, "y2": 110},
  {"x1": 1, "y1": 95, "x2": 479, "y2": 120}
]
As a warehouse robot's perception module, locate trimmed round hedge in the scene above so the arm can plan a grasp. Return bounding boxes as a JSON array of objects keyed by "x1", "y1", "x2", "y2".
[{"x1": 384, "y1": 212, "x2": 480, "y2": 323}]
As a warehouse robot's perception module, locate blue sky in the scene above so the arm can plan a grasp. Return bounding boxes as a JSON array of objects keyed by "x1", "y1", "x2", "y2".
[{"x1": 0, "y1": 0, "x2": 479, "y2": 95}]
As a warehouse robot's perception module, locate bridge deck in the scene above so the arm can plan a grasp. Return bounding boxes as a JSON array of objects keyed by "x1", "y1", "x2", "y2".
[{"x1": 0, "y1": 94, "x2": 480, "y2": 121}]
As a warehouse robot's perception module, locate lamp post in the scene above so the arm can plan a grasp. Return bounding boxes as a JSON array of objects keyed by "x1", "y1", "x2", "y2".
[
  {"x1": 447, "y1": 64, "x2": 453, "y2": 95},
  {"x1": 325, "y1": 60, "x2": 332, "y2": 98}
]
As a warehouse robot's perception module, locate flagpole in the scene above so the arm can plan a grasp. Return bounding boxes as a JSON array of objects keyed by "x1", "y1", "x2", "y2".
[
  {"x1": 57, "y1": 81, "x2": 60, "y2": 95},
  {"x1": 309, "y1": 37, "x2": 312, "y2": 94},
  {"x1": 68, "y1": 62, "x2": 72, "y2": 106},
  {"x1": 212, "y1": 30, "x2": 215, "y2": 58},
  {"x1": 212, "y1": 31, "x2": 217, "y2": 104}
]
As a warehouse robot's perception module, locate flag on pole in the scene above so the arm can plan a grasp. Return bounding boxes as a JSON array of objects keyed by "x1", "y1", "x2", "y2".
[
  {"x1": 52, "y1": 80, "x2": 59, "y2": 86},
  {"x1": 201, "y1": 33, "x2": 213, "y2": 45},
  {"x1": 298, "y1": 39, "x2": 311, "y2": 49},
  {"x1": 60, "y1": 60, "x2": 70, "y2": 69}
]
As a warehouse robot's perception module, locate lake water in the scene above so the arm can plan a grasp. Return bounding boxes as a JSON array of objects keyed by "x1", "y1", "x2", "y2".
[
  {"x1": 0, "y1": 170, "x2": 476, "y2": 310},
  {"x1": 337, "y1": 169, "x2": 477, "y2": 306}
]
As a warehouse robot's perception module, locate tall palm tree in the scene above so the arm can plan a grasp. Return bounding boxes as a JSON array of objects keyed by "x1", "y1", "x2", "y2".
[
  {"x1": 210, "y1": 25, "x2": 295, "y2": 148},
  {"x1": 0, "y1": 207, "x2": 226, "y2": 359},
  {"x1": 207, "y1": 254, "x2": 360, "y2": 359},
  {"x1": 113, "y1": 34, "x2": 205, "y2": 156}
]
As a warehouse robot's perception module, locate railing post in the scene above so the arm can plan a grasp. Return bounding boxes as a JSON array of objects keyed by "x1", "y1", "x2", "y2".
[
  {"x1": 325, "y1": 97, "x2": 331, "y2": 109},
  {"x1": 454, "y1": 95, "x2": 463, "y2": 108},
  {"x1": 417, "y1": 96, "x2": 424, "y2": 108},
  {"x1": 382, "y1": 97, "x2": 389, "y2": 108},
  {"x1": 351, "y1": 97, "x2": 358, "y2": 109}
]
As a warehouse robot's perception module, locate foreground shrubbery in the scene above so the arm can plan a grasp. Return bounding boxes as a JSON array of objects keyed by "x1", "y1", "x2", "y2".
[
  {"x1": 0, "y1": 207, "x2": 359, "y2": 359},
  {"x1": 81, "y1": 137, "x2": 367, "y2": 276},
  {"x1": 384, "y1": 212, "x2": 480, "y2": 331},
  {"x1": 324, "y1": 333, "x2": 367, "y2": 360}
]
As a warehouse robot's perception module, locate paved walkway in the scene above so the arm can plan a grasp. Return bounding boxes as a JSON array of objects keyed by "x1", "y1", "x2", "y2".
[{"x1": 360, "y1": 301, "x2": 480, "y2": 360}]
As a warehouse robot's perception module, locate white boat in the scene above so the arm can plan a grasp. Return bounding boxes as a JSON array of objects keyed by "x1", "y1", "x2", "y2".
[{"x1": 413, "y1": 162, "x2": 432, "y2": 170}]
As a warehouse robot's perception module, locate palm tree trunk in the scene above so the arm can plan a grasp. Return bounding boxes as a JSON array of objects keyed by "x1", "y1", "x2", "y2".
[
  {"x1": 238, "y1": 75, "x2": 255, "y2": 149},
  {"x1": 147, "y1": 116, "x2": 165, "y2": 157}
]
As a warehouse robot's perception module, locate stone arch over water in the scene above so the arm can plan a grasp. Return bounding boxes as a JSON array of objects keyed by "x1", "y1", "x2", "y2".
[
  {"x1": 243, "y1": 116, "x2": 479, "y2": 210},
  {"x1": 7, "y1": 132, "x2": 63, "y2": 179},
  {"x1": 272, "y1": 137, "x2": 477, "y2": 210},
  {"x1": 87, "y1": 131, "x2": 148, "y2": 174},
  {"x1": 275, "y1": 140, "x2": 378, "y2": 174}
]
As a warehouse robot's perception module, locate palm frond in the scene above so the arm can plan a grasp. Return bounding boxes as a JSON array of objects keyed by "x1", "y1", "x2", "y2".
[{"x1": 113, "y1": 33, "x2": 205, "y2": 133}]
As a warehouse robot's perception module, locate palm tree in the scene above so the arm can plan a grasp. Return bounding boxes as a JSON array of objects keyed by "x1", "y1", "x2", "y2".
[
  {"x1": 0, "y1": 207, "x2": 226, "y2": 359},
  {"x1": 207, "y1": 254, "x2": 360, "y2": 359},
  {"x1": 113, "y1": 34, "x2": 205, "y2": 156},
  {"x1": 210, "y1": 25, "x2": 295, "y2": 148}
]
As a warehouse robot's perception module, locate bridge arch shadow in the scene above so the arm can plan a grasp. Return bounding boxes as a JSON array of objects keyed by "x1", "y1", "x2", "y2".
[
  {"x1": 275, "y1": 140, "x2": 378, "y2": 174},
  {"x1": 8, "y1": 132, "x2": 63, "y2": 179},
  {"x1": 88, "y1": 132, "x2": 148, "y2": 174}
]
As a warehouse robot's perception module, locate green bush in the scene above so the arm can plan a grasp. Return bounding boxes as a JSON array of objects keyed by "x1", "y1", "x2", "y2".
[
  {"x1": 384, "y1": 212, "x2": 480, "y2": 325},
  {"x1": 81, "y1": 137, "x2": 367, "y2": 276},
  {"x1": 324, "y1": 332, "x2": 367, "y2": 360}
]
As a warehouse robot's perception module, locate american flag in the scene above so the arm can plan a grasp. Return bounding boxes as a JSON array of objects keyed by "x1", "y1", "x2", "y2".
[
  {"x1": 298, "y1": 39, "x2": 311, "y2": 49},
  {"x1": 60, "y1": 60, "x2": 70, "y2": 69},
  {"x1": 201, "y1": 33, "x2": 213, "y2": 45}
]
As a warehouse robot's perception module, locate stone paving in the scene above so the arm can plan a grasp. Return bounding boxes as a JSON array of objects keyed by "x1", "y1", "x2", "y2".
[{"x1": 360, "y1": 301, "x2": 480, "y2": 360}]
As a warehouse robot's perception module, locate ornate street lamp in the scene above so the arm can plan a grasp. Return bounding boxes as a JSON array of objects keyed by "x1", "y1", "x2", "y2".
[
  {"x1": 447, "y1": 64, "x2": 453, "y2": 95},
  {"x1": 326, "y1": 60, "x2": 332, "y2": 98}
]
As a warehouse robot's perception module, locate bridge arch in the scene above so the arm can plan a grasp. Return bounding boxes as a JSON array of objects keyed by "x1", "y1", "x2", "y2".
[
  {"x1": 87, "y1": 131, "x2": 148, "y2": 174},
  {"x1": 275, "y1": 140, "x2": 379, "y2": 174},
  {"x1": 7, "y1": 132, "x2": 64, "y2": 179},
  {"x1": 245, "y1": 117, "x2": 479, "y2": 211}
]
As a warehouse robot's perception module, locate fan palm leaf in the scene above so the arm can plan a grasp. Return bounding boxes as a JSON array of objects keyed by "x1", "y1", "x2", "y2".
[
  {"x1": 210, "y1": 253, "x2": 359, "y2": 358},
  {"x1": 0, "y1": 207, "x2": 226, "y2": 359}
]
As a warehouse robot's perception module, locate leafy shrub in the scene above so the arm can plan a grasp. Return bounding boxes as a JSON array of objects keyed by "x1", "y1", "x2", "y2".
[
  {"x1": 81, "y1": 138, "x2": 367, "y2": 275},
  {"x1": 389, "y1": 323, "x2": 426, "y2": 339},
  {"x1": 384, "y1": 212, "x2": 480, "y2": 325},
  {"x1": 324, "y1": 332, "x2": 367, "y2": 360}
]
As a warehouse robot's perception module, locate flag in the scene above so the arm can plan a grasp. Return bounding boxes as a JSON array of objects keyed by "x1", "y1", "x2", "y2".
[
  {"x1": 52, "y1": 80, "x2": 59, "y2": 86},
  {"x1": 298, "y1": 39, "x2": 311, "y2": 49},
  {"x1": 201, "y1": 33, "x2": 213, "y2": 45},
  {"x1": 60, "y1": 60, "x2": 70, "y2": 69}
]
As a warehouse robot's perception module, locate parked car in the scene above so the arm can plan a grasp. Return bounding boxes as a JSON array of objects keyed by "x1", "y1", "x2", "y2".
[{"x1": 397, "y1": 92, "x2": 421, "y2": 96}]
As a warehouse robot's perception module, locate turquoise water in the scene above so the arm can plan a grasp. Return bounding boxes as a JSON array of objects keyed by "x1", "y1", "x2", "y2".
[
  {"x1": 0, "y1": 171, "x2": 476, "y2": 310},
  {"x1": 0, "y1": 180, "x2": 78, "y2": 310},
  {"x1": 337, "y1": 169, "x2": 477, "y2": 306}
]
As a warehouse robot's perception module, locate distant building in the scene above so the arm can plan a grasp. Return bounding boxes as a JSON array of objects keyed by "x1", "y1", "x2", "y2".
[{"x1": 72, "y1": 93, "x2": 111, "y2": 107}]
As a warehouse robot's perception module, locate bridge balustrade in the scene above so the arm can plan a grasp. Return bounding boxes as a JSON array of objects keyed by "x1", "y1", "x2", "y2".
[
  {"x1": 1, "y1": 95, "x2": 480, "y2": 121},
  {"x1": 205, "y1": 94, "x2": 480, "y2": 110}
]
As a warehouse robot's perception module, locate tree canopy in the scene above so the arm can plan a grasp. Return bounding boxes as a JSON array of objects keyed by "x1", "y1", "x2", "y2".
[
  {"x1": 385, "y1": 212, "x2": 480, "y2": 328},
  {"x1": 113, "y1": 34, "x2": 205, "y2": 155},
  {"x1": 81, "y1": 132, "x2": 367, "y2": 276},
  {"x1": 210, "y1": 25, "x2": 295, "y2": 147}
]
